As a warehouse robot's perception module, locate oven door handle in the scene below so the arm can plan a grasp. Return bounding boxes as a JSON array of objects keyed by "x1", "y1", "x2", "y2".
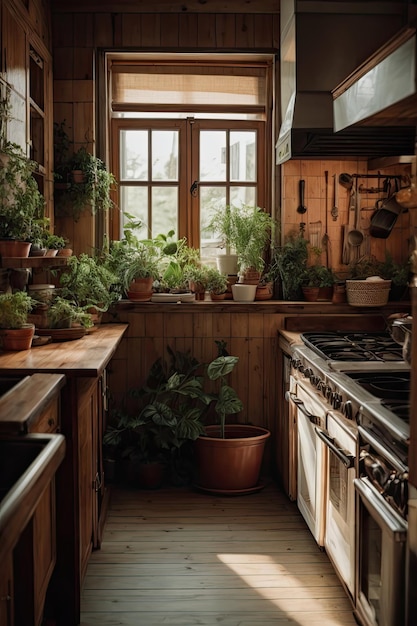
[
  {"x1": 354, "y1": 477, "x2": 407, "y2": 537},
  {"x1": 285, "y1": 391, "x2": 321, "y2": 425},
  {"x1": 315, "y1": 427, "x2": 355, "y2": 468}
]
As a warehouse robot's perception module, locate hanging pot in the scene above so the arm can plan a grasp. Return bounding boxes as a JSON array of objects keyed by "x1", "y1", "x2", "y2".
[{"x1": 369, "y1": 197, "x2": 404, "y2": 239}]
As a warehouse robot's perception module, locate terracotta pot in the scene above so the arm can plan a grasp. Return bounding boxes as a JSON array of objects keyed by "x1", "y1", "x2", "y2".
[
  {"x1": 242, "y1": 268, "x2": 261, "y2": 285},
  {"x1": 57, "y1": 248, "x2": 73, "y2": 257},
  {"x1": 210, "y1": 291, "x2": 226, "y2": 301},
  {"x1": 317, "y1": 286, "x2": 333, "y2": 301},
  {"x1": 255, "y1": 283, "x2": 273, "y2": 300},
  {"x1": 194, "y1": 424, "x2": 270, "y2": 492},
  {"x1": 302, "y1": 286, "x2": 319, "y2": 302},
  {"x1": 0, "y1": 240, "x2": 31, "y2": 258},
  {"x1": 127, "y1": 277, "x2": 154, "y2": 301},
  {"x1": 0, "y1": 324, "x2": 35, "y2": 351}
]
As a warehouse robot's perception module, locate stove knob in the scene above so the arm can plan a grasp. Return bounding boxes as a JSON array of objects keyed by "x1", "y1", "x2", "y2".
[
  {"x1": 291, "y1": 358, "x2": 301, "y2": 370},
  {"x1": 310, "y1": 375, "x2": 320, "y2": 387},
  {"x1": 331, "y1": 392, "x2": 342, "y2": 410},
  {"x1": 322, "y1": 384, "x2": 331, "y2": 400},
  {"x1": 344, "y1": 400, "x2": 353, "y2": 420},
  {"x1": 304, "y1": 367, "x2": 313, "y2": 379}
]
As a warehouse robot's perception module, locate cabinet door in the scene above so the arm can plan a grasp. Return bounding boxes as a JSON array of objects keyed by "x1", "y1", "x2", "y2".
[
  {"x1": 77, "y1": 378, "x2": 99, "y2": 582},
  {"x1": 0, "y1": 554, "x2": 13, "y2": 626}
]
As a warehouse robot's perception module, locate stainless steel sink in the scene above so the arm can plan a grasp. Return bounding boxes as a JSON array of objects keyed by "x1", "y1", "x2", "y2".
[{"x1": 0, "y1": 434, "x2": 66, "y2": 558}]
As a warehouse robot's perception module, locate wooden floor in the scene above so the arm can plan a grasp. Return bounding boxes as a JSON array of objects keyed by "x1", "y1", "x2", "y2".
[{"x1": 80, "y1": 480, "x2": 357, "y2": 626}]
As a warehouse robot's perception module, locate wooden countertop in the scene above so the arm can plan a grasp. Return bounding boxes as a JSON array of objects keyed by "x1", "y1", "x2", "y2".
[
  {"x1": 0, "y1": 373, "x2": 66, "y2": 433},
  {"x1": 0, "y1": 323, "x2": 128, "y2": 377}
]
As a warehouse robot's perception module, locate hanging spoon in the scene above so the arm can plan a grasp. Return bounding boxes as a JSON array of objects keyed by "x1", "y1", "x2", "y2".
[{"x1": 297, "y1": 180, "x2": 307, "y2": 214}]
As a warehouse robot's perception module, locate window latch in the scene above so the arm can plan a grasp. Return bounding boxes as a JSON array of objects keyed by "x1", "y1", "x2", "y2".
[{"x1": 190, "y1": 180, "x2": 199, "y2": 196}]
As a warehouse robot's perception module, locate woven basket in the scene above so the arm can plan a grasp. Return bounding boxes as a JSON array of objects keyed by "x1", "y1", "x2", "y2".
[{"x1": 346, "y1": 279, "x2": 391, "y2": 307}]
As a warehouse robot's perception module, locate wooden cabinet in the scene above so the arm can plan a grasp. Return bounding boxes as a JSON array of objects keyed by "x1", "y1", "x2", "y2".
[
  {"x1": 0, "y1": 555, "x2": 13, "y2": 626},
  {"x1": 0, "y1": 324, "x2": 128, "y2": 626}
]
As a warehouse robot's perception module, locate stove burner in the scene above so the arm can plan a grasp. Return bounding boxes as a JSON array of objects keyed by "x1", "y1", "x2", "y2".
[{"x1": 301, "y1": 332, "x2": 404, "y2": 362}]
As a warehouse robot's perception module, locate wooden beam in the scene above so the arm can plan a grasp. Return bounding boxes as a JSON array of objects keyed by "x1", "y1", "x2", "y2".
[{"x1": 51, "y1": 0, "x2": 279, "y2": 14}]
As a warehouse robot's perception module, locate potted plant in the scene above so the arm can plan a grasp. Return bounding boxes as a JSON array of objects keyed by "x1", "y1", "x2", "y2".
[
  {"x1": 231, "y1": 205, "x2": 276, "y2": 284},
  {"x1": 301, "y1": 263, "x2": 335, "y2": 302},
  {"x1": 272, "y1": 233, "x2": 309, "y2": 300},
  {"x1": 103, "y1": 346, "x2": 211, "y2": 487},
  {"x1": 206, "y1": 205, "x2": 239, "y2": 275},
  {"x1": 205, "y1": 267, "x2": 228, "y2": 300},
  {"x1": 54, "y1": 145, "x2": 117, "y2": 222},
  {"x1": 45, "y1": 296, "x2": 93, "y2": 329},
  {"x1": 122, "y1": 241, "x2": 161, "y2": 301},
  {"x1": 57, "y1": 252, "x2": 120, "y2": 316},
  {"x1": 184, "y1": 265, "x2": 209, "y2": 300},
  {"x1": 0, "y1": 291, "x2": 36, "y2": 350},
  {"x1": 0, "y1": 142, "x2": 45, "y2": 257},
  {"x1": 194, "y1": 340, "x2": 271, "y2": 493}
]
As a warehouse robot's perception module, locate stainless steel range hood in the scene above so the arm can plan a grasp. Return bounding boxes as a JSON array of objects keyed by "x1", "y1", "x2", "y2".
[
  {"x1": 333, "y1": 27, "x2": 417, "y2": 131},
  {"x1": 276, "y1": 1, "x2": 415, "y2": 164}
]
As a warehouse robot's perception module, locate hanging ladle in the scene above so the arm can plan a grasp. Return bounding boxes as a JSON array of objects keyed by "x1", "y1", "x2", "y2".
[
  {"x1": 347, "y1": 182, "x2": 364, "y2": 249},
  {"x1": 339, "y1": 173, "x2": 353, "y2": 191}
]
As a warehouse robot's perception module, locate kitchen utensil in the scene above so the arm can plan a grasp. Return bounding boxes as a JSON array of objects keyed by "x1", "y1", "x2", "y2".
[
  {"x1": 309, "y1": 220, "x2": 322, "y2": 248},
  {"x1": 331, "y1": 173, "x2": 338, "y2": 221},
  {"x1": 297, "y1": 179, "x2": 307, "y2": 214},
  {"x1": 339, "y1": 173, "x2": 353, "y2": 190},
  {"x1": 322, "y1": 170, "x2": 331, "y2": 267},
  {"x1": 342, "y1": 187, "x2": 356, "y2": 265},
  {"x1": 347, "y1": 187, "x2": 364, "y2": 254},
  {"x1": 369, "y1": 196, "x2": 403, "y2": 239}
]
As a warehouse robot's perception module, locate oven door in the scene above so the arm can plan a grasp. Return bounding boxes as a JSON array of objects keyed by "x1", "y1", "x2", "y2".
[
  {"x1": 287, "y1": 381, "x2": 327, "y2": 546},
  {"x1": 354, "y1": 476, "x2": 407, "y2": 626},
  {"x1": 316, "y1": 412, "x2": 356, "y2": 598}
]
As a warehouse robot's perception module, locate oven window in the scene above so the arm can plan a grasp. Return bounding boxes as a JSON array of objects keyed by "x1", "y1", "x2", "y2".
[
  {"x1": 361, "y1": 506, "x2": 382, "y2": 622},
  {"x1": 329, "y1": 452, "x2": 347, "y2": 519}
]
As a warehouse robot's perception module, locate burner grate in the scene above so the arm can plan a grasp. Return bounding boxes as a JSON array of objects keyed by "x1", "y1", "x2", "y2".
[{"x1": 301, "y1": 331, "x2": 403, "y2": 362}]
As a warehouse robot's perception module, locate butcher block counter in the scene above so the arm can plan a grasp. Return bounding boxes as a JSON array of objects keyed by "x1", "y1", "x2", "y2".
[{"x1": 0, "y1": 323, "x2": 128, "y2": 626}]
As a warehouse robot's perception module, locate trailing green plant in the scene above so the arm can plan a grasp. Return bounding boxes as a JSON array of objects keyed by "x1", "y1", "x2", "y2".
[
  {"x1": 46, "y1": 295, "x2": 93, "y2": 329},
  {"x1": 55, "y1": 145, "x2": 117, "y2": 221},
  {"x1": 0, "y1": 291, "x2": 35, "y2": 329},
  {"x1": 272, "y1": 233, "x2": 308, "y2": 300},
  {"x1": 0, "y1": 142, "x2": 45, "y2": 241},
  {"x1": 57, "y1": 253, "x2": 121, "y2": 312}
]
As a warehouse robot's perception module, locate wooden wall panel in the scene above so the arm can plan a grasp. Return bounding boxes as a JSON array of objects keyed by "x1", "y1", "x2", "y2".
[{"x1": 93, "y1": 14, "x2": 114, "y2": 48}]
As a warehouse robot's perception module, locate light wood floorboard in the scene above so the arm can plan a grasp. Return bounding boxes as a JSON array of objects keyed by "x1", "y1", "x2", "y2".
[{"x1": 80, "y1": 480, "x2": 357, "y2": 626}]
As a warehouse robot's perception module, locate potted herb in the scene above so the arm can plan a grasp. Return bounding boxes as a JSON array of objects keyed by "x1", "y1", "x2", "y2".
[
  {"x1": 184, "y1": 265, "x2": 209, "y2": 300},
  {"x1": 122, "y1": 241, "x2": 161, "y2": 301},
  {"x1": 0, "y1": 291, "x2": 36, "y2": 350},
  {"x1": 205, "y1": 267, "x2": 228, "y2": 300},
  {"x1": 206, "y1": 205, "x2": 239, "y2": 275},
  {"x1": 232, "y1": 205, "x2": 276, "y2": 284},
  {"x1": 301, "y1": 264, "x2": 335, "y2": 301}
]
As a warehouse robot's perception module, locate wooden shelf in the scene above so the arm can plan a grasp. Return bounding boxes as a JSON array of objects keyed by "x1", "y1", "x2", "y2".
[{"x1": 1, "y1": 257, "x2": 69, "y2": 269}]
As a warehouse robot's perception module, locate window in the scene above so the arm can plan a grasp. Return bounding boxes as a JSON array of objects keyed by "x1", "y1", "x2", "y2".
[{"x1": 108, "y1": 54, "x2": 273, "y2": 260}]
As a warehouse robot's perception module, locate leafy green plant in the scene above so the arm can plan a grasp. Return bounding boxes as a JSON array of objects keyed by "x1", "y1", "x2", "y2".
[
  {"x1": 302, "y1": 264, "x2": 335, "y2": 288},
  {"x1": 379, "y1": 252, "x2": 410, "y2": 287},
  {"x1": 122, "y1": 242, "x2": 161, "y2": 291},
  {"x1": 205, "y1": 267, "x2": 228, "y2": 295},
  {"x1": 58, "y1": 253, "x2": 120, "y2": 312},
  {"x1": 0, "y1": 142, "x2": 45, "y2": 241},
  {"x1": 46, "y1": 296, "x2": 93, "y2": 329},
  {"x1": 0, "y1": 291, "x2": 35, "y2": 329},
  {"x1": 232, "y1": 205, "x2": 276, "y2": 274},
  {"x1": 206, "y1": 340, "x2": 243, "y2": 438},
  {"x1": 55, "y1": 145, "x2": 117, "y2": 221},
  {"x1": 272, "y1": 233, "x2": 308, "y2": 300}
]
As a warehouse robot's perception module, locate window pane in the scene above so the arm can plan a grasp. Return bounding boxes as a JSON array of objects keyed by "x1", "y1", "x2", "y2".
[
  {"x1": 230, "y1": 131, "x2": 257, "y2": 182},
  {"x1": 200, "y1": 187, "x2": 226, "y2": 262},
  {"x1": 120, "y1": 186, "x2": 149, "y2": 238},
  {"x1": 199, "y1": 131, "x2": 226, "y2": 181},
  {"x1": 120, "y1": 130, "x2": 148, "y2": 180},
  {"x1": 230, "y1": 186, "x2": 256, "y2": 208},
  {"x1": 152, "y1": 130, "x2": 179, "y2": 181},
  {"x1": 152, "y1": 186, "x2": 178, "y2": 237}
]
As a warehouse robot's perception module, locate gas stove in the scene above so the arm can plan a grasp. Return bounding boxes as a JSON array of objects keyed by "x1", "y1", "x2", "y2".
[{"x1": 291, "y1": 331, "x2": 411, "y2": 426}]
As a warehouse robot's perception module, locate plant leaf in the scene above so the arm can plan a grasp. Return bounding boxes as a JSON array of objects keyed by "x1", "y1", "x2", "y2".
[
  {"x1": 215, "y1": 385, "x2": 243, "y2": 416},
  {"x1": 207, "y1": 356, "x2": 239, "y2": 381}
]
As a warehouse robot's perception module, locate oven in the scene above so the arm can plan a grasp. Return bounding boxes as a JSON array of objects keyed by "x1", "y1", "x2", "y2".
[
  {"x1": 351, "y1": 375, "x2": 410, "y2": 626},
  {"x1": 317, "y1": 410, "x2": 356, "y2": 598},
  {"x1": 287, "y1": 330, "x2": 410, "y2": 623},
  {"x1": 288, "y1": 380, "x2": 327, "y2": 546}
]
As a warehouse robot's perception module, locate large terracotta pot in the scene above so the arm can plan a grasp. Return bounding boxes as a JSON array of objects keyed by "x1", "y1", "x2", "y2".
[
  {"x1": 194, "y1": 424, "x2": 270, "y2": 493},
  {"x1": 0, "y1": 240, "x2": 31, "y2": 258},
  {"x1": 0, "y1": 324, "x2": 35, "y2": 351}
]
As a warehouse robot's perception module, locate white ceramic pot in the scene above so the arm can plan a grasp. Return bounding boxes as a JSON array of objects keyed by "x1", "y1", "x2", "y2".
[
  {"x1": 231, "y1": 283, "x2": 257, "y2": 302},
  {"x1": 216, "y1": 254, "x2": 238, "y2": 276}
]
